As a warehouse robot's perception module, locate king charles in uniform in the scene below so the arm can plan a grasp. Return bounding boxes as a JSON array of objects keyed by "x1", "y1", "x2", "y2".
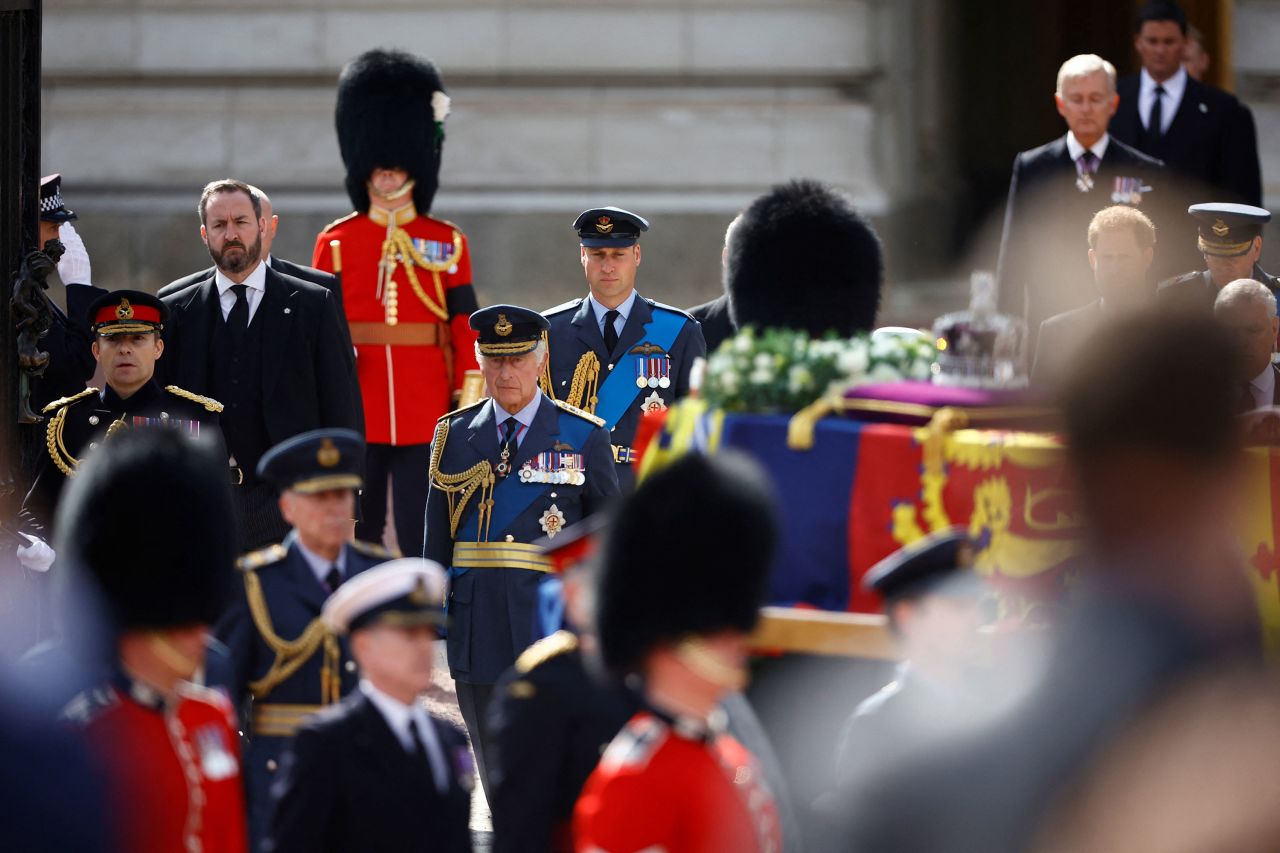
[
  {"x1": 312, "y1": 48, "x2": 481, "y2": 554},
  {"x1": 28, "y1": 290, "x2": 223, "y2": 531},
  {"x1": 209, "y1": 428, "x2": 395, "y2": 848},
  {"x1": 542, "y1": 207, "x2": 706, "y2": 492},
  {"x1": 58, "y1": 427, "x2": 248, "y2": 853},
  {"x1": 423, "y1": 305, "x2": 620, "y2": 795},
  {"x1": 574, "y1": 453, "x2": 782, "y2": 853}
]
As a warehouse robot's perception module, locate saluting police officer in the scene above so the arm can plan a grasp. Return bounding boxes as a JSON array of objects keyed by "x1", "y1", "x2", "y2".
[
  {"x1": 424, "y1": 304, "x2": 620, "y2": 796},
  {"x1": 29, "y1": 290, "x2": 223, "y2": 531},
  {"x1": 1159, "y1": 202, "x2": 1280, "y2": 306},
  {"x1": 209, "y1": 428, "x2": 396, "y2": 849},
  {"x1": 542, "y1": 208, "x2": 706, "y2": 492}
]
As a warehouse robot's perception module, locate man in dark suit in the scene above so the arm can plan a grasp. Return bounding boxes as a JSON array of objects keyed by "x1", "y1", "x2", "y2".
[
  {"x1": 543, "y1": 208, "x2": 705, "y2": 493},
  {"x1": 159, "y1": 186, "x2": 343, "y2": 301},
  {"x1": 425, "y1": 305, "x2": 620, "y2": 796},
  {"x1": 268, "y1": 559, "x2": 472, "y2": 853},
  {"x1": 158, "y1": 179, "x2": 360, "y2": 549},
  {"x1": 687, "y1": 214, "x2": 742, "y2": 354},
  {"x1": 1214, "y1": 278, "x2": 1280, "y2": 411},
  {"x1": 996, "y1": 54, "x2": 1165, "y2": 337},
  {"x1": 1111, "y1": 2, "x2": 1260, "y2": 207},
  {"x1": 1111, "y1": 2, "x2": 1261, "y2": 276},
  {"x1": 1032, "y1": 205, "x2": 1158, "y2": 386},
  {"x1": 209, "y1": 429, "x2": 395, "y2": 850}
]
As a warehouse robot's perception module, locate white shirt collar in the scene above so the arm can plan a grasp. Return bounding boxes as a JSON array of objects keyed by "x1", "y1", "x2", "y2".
[
  {"x1": 491, "y1": 391, "x2": 543, "y2": 432},
  {"x1": 289, "y1": 531, "x2": 346, "y2": 587},
  {"x1": 359, "y1": 680, "x2": 448, "y2": 791},
  {"x1": 213, "y1": 257, "x2": 267, "y2": 297},
  {"x1": 1140, "y1": 65, "x2": 1187, "y2": 108},
  {"x1": 1065, "y1": 130, "x2": 1110, "y2": 163},
  {"x1": 1250, "y1": 362, "x2": 1275, "y2": 410},
  {"x1": 588, "y1": 289, "x2": 638, "y2": 327}
]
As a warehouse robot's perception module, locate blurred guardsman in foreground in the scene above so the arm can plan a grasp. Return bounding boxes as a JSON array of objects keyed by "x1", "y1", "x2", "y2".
[
  {"x1": 424, "y1": 304, "x2": 619, "y2": 796},
  {"x1": 29, "y1": 290, "x2": 223, "y2": 532},
  {"x1": 841, "y1": 306, "x2": 1259, "y2": 851},
  {"x1": 487, "y1": 517, "x2": 638, "y2": 853},
  {"x1": 574, "y1": 453, "x2": 782, "y2": 853},
  {"x1": 542, "y1": 207, "x2": 705, "y2": 492},
  {"x1": 831, "y1": 527, "x2": 989, "y2": 795},
  {"x1": 268, "y1": 559, "x2": 471, "y2": 853},
  {"x1": 59, "y1": 428, "x2": 248, "y2": 853},
  {"x1": 210, "y1": 428, "x2": 395, "y2": 848},
  {"x1": 313, "y1": 48, "x2": 481, "y2": 553}
]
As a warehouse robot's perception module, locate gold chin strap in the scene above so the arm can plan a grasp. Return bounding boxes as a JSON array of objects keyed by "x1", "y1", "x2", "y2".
[
  {"x1": 675, "y1": 638, "x2": 749, "y2": 691},
  {"x1": 243, "y1": 571, "x2": 342, "y2": 704},
  {"x1": 428, "y1": 417, "x2": 496, "y2": 541},
  {"x1": 147, "y1": 632, "x2": 202, "y2": 680}
]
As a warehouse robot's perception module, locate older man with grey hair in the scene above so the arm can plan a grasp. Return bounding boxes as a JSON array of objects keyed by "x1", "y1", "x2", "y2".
[
  {"x1": 997, "y1": 53, "x2": 1167, "y2": 344},
  {"x1": 1214, "y1": 278, "x2": 1279, "y2": 411}
]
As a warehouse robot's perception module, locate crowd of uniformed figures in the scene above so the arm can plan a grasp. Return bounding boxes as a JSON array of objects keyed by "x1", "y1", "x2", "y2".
[{"x1": 7, "y1": 2, "x2": 1280, "y2": 851}]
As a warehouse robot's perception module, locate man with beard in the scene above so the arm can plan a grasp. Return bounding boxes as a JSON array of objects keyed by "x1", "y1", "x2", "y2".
[{"x1": 159, "y1": 178, "x2": 360, "y2": 549}]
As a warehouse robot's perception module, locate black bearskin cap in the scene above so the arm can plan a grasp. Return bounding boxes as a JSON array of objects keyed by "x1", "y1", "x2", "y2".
[
  {"x1": 596, "y1": 452, "x2": 778, "y2": 673},
  {"x1": 725, "y1": 178, "x2": 883, "y2": 339},
  {"x1": 335, "y1": 48, "x2": 447, "y2": 214},
  {"x1": 54, "y1": 428, "x2": 237, "y2": 631}
]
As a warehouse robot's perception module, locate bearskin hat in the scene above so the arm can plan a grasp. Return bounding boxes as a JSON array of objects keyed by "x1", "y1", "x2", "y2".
[
  {"x1": 725, "y1": 178, "x2": 883, "y2": 339},
  {"x1": 595, "y1": 452, "x2": 778, "y2": 673},
  {"x1": 54, "y1": 428, "x2": 237, "y2": 631},
  {"x1": 335, "y1": 48, "x2": 448, "y2": 214}
]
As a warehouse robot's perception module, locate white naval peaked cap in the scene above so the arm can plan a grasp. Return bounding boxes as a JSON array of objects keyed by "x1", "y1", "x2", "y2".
[{"x1": 321, "y1": 558, "x2": 448, "y2": 635}]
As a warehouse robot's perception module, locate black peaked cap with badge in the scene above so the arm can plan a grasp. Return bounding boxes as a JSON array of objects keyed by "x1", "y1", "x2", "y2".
[
  {"x1": 54, "y1": 427, "x2": 236, "y2": 630},
  {"x1": 862, "y1": 526, "x2": 980, "y2": 604},
  {"x1": 336, "y1": 48, "x2": 448, "y2": 215},
  {"x1": 1189, "y1": 202, "x2": 1271, "y2": 257},
  {"x1": 39, "y1": 173, "x2": 77, "y2": 223},
  {"x1": 257, "y1": 428, "x2": 366, "y2": 494},
  {"x1": 596, "y1": 452, "x2": 778, "y2": 673},
  {"x1": 574, "y1": 207, "x2": 650, "y2": 248},
  {"x1": 471, "y1": 304, "x2": 550, "y2": 357},
  {"x1": 85, "y1": 290, "x2": 167, "y2": 336}
]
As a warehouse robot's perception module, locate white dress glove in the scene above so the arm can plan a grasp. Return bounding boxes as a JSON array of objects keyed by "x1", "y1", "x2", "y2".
[
  {"x1": 16, "y1": 533, "x2": 56, "y2": 573},
  {"x1": 56, "y1": 222, "x2": 93, "y2": 286}
]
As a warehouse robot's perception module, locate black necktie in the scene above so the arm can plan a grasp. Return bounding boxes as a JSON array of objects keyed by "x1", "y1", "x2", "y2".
[
  {"x1": 407, "y1": 718, "x2": 437, "y2": 789},
  {"x1": 1237, "y1": 381, "x2": 1257, "y2": 415},
  {"x1": 603, "y1": 309, "x2": 620, "y2": 354},
  {"x1": 324, "y1": 565, "x2": 343, "y2": 593},
  {"x1": 497, "y1": 418, "x2": 520, "y2": 478},
  {"x1": 227, "y1": 284, "x2": 249, "y2": 341},
  {"x1": 1149, "y1": 84, "x2": 1165, "y2": 140}
]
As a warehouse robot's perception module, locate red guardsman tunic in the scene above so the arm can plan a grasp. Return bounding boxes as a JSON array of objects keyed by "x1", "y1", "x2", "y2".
[
  {"x1": 68, "y1": 675, "x2": 249, "y2": 853},
  {"x1": 573, "y1": 710, "x2": 782, "y2": 853},
  {"x1": 313, "y1": 203, "x2": 480, "y2": 446}
]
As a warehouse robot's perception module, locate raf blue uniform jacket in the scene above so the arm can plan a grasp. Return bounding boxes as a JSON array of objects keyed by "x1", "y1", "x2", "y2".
[
  {"x1": 209, "y1": 534, "x2": 395, "y2": 847},
  {"x1": 543, "y1": 294, "x2": 705, "y2": 492},
  {"x1": 423, "y1": 394, "x2": 620, "y2": 685}
]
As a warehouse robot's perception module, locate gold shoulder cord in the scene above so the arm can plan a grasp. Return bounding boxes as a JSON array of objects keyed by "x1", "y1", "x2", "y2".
[
  {"x1": 243, "y1": 571, "x2": 341, "y2": 704},
  {"x1": 381, "y1": 228, "x2": 464, "y2": 323},
  {"x1": 537, "y1": 332, "x2": 601, "y2": 414},
  {"x1": 45, "y1": 406, "x2": 79, "y2": 477},
  {"x1": 428, "y1": 417, "x2": 497, "y2": 541}
]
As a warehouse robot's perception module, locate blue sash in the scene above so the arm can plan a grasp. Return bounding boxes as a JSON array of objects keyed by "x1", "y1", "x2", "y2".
[
  {"x1": 461, "y1": 404, "x2": 596, "y2": 542},
  {"x1": 593, "y1": 309, "x2": 685, "y2": 430}
]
